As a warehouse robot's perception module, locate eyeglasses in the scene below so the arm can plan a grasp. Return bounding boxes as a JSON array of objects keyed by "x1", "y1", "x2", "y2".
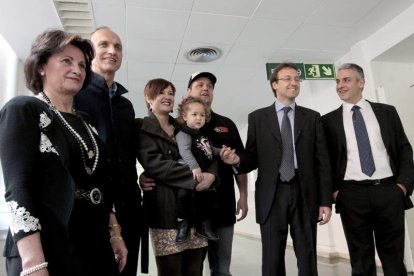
[{"x1": 276, "y1": 76, "x2": 302, "y2": 83}]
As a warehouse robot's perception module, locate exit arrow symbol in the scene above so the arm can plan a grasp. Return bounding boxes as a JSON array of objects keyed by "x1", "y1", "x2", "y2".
[{"x1": 322, "y1": 66, "x2": 332, "y2": 76}]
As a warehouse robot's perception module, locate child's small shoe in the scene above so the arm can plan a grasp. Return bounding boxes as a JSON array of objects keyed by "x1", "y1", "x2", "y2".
[{"x1": 176, "y1": 219, "x2": 190, "y2": 243}]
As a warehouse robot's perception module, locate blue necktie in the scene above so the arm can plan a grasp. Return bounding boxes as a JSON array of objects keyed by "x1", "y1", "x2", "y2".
[
  {"x1": 279, "y1": 107, "x2": 295, "y2": 182},
  {"x1": 352, "y1": 105, "x2": 376, "y2": 177}
]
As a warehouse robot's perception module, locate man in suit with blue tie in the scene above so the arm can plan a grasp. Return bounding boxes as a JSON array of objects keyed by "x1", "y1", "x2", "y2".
[
  {"x1": 221, "y1": 62, "x2": 332, "y2": 276},
  {"x1": 322, "y1": 63, "x2": 414, "y2": 276}
]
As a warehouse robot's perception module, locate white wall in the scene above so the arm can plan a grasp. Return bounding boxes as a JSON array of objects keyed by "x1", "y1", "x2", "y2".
[
  {"x1": 0, "y1": 34, "x2": 19, "y2": 105},
  {"x1": 371, "y1": 61, "x2": 414, "y2": 146}
]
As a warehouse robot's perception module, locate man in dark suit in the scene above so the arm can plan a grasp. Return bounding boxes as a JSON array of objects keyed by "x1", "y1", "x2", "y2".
[
  {"x1": 222, "y1": 62, "x2": 332, "y2": 276},
  {"x1": 322, "y1": 63, "x2": 414, "y2": 276}
]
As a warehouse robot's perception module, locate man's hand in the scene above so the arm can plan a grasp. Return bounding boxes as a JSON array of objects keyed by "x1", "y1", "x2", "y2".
[
  {"x1": 220, "y1": 145, "x2": 240, "y2": 165},
  {"x1": 195, "y1": 172, "x2": 215, "y2": 191},
  {"x1": 318, "y1": 206, "x2": 331, "y2": 225},
  {"x1": 332, "y1": 190, "x2": 339, "y2": 202},
  {"x1": 139, "y1": 173, "x2": 156, "y2": 191},
  {"x1": 236, "y1": 196, "x2": 248, "y2": 221},
  {"x1": 396, "y1": 183, "x2": 407, "y2": 196}
]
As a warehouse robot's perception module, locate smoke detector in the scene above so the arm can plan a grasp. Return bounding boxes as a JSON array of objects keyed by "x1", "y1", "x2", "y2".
[{"x1": 186, "y1": 46, "x2": 221, "y2": 62}]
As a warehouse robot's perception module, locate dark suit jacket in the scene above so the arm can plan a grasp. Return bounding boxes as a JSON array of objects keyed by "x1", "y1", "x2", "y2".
[
  {"x1": 322, "y1": 101, "x2": 414, "y2": 210},
  {"x1": 238, "y1": 103, "x2": 332, "y2": 224}
]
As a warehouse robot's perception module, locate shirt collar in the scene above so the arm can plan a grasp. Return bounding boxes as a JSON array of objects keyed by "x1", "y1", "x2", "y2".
[
  {"x1": 275, "y1": 99, "x2": 296, "y2": 113},
  {"x1": 109, "y1": 82, "x2": 118, "y2": 98},
  {"x1": 343, "y1": 97, "x2": 367, "y2": 113}
]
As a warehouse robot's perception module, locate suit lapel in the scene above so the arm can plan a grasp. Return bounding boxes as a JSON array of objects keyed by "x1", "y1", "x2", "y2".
[
  {"x1": 369, "y1": 101, "x2": 389, "y2": 147},
  {"x1": 264, "y1": 104, "x2": 281, "y2": 142},
  {"x1": 294, "y1": 106, "x2": 307, "y2": 142},
  {"x1": 333, "y1": 106, "x2": 347, "y2": 149}
]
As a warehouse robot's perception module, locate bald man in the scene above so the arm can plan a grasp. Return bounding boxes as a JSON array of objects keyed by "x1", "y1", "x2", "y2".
[{"x1": 74, "y1": 27, "x2": 143, "y2": 276}]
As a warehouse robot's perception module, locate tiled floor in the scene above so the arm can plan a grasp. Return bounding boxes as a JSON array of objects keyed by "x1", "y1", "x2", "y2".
[
  {"x1": 0, "y1": 233, "x2": 411, "y2": 276},
  {"x1": 139, "y1": 233, "x2": 414, "y2": 276},
  {"x1": 204, "y1": 234, "x2": 377, "y2": 276}
]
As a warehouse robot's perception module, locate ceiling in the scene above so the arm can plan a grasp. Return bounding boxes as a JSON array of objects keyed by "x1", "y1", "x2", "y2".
[{"x1": 1, "y1": 0, "x2": 414, "y2": 123}]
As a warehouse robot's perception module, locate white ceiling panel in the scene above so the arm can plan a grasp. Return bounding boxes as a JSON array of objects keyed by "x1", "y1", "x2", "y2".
[
  {"x1": 192, "y1": 0, "x2": 261, "y2": 17},
  {"x1": 269, "y1": 48, "x2": 344, "y2": 63},
  {"x1": 216, "y1": 63, "x2": 264, "y2": 89},
  {"x1": 223, "y1": 45, "x2": 274, "y2": 66},
  {"x1": 127, "y1": 39, "x2": 182, "y2": 63},
  {"x1": 283, "y1": 24, "x2": 352, "y2": 51},
  {"x1": 125, "y1": 0, "x2": 194, "y2": 11},
  {"x1": 253, "y1": 0, "x2": 323, "y2": 21},
  {"x1": 127, "y1": 61, "x2": 175, "y2": 81},
  {"x1": 126, "y1": 7, "x2": 190, "y2": 41},
  {"x1": 305, "y1": 0, "x2": 382, "y2": 27},
  {"x1": 184, "y1": 13, "x2": 249, "y2": 44},
  {"x1": 236, "y1": 18, "x2": 302, "y2": 48},
  {"x1": 90, "y1": 0, "x2": 127, "y2": 39},
  {"x1": 351, "y1": 0, "x2": 414, "y2": 42}
]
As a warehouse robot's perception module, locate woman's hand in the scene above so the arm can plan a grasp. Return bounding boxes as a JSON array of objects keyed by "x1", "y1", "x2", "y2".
[
  {"x1": 109, "y1": 214, "x2": 128, "y2": 272},
  {"x1": 195, "y1": 172, "x2": 215, "y2": 191},
  {"x1": 16, "y1": 233, "x2": 49, "y2": 275},
  {"x1": 111, "y1": 236, "x2": 128, "y2": 272}
]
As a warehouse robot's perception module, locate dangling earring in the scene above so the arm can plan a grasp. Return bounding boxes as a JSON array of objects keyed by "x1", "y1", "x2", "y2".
[
  {"x1": 147, "y1": 101, "x2": 152, "y2": 112},
  {"x1": 40, "y1": 71, "x2": 45, "y2": 76}
]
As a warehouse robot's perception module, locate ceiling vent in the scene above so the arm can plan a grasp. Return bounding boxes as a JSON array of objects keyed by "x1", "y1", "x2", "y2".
[
  {"x1": 186, "y1": 47, "x2": 221, "y2": 62},
  {"x1": 53, "y1": 0, "x2": 94, "y2": 39}
]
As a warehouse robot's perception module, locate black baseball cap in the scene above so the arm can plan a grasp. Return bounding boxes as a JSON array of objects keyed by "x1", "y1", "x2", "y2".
[{"x1": 187, "y1": 72, "x2": 217, "y2": 88}]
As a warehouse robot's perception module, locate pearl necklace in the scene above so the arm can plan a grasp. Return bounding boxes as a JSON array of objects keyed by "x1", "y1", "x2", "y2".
[{"x1": 40, "y1": 92, "x2": 99, "y2": 175}]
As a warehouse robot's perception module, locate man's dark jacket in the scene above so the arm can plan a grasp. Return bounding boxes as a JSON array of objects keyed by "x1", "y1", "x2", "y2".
[
  {"x1": 74, "y1": 73, "x2": 144, "y2": 273},
  {"x1": 322, "y1": 101, "x2": 414, "y2": 210}
]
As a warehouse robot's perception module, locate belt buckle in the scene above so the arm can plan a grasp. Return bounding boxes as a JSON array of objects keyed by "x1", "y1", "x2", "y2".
[
  {"x1": 373, "y1": 179, "x2": 381, "y2": 185},
  {"x1": 90, "y1": 188, "x2": 102, "y2": 204}
]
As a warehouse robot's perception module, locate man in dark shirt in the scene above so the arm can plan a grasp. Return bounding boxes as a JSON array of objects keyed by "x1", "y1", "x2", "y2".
[
  {"x1": 74, "y1": 27, "x2": 143, "y2": 276},
  {"x1": 187, "y1": 72, "x2": 248, "y2": 276}
]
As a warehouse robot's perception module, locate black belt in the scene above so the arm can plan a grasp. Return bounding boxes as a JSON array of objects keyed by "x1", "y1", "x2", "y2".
[
  {"x1": 343, "y1": 176, "x2": 394, "y2": 186},
  {"x1": 74, "y1": 188, "x2": 104, "y2": 204}
]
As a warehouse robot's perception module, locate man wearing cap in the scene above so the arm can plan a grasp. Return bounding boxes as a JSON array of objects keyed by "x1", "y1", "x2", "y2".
[{"x1": 187, "y1": 72, "x2": 248, "y2": 276}]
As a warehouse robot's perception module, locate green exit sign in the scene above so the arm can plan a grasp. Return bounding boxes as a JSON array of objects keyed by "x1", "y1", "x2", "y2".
[
  {"x1": 304, "y1": 64, "x2": 335, "y2": 79},
  {"x1": 266, "y1": 63, "x2": 336, "y2": 80}
]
